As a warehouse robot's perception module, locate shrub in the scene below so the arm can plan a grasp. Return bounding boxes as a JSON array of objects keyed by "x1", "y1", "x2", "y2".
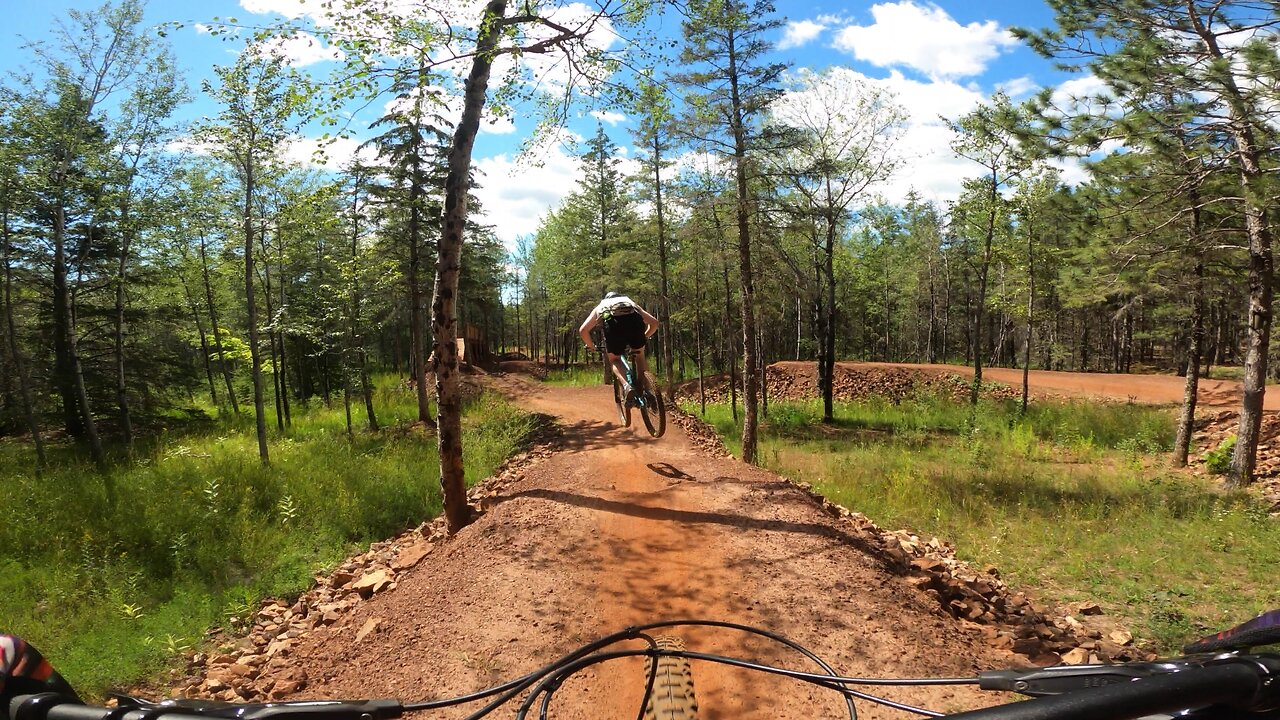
[{"x1": 1204, "y1": 435, "x2": 1236, "y2": 475}]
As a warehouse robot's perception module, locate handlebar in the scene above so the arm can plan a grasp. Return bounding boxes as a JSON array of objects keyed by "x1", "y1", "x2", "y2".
[
  {"x1": 8, "y1": 617, "x2": 1280, "y2": 720},
  {"x1": 957, "y1": 657, "x2": 1280, "y2": 719}
]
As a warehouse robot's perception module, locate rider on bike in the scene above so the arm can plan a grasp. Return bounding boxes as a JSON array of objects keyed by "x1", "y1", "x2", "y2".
[{"x1": 578, "y1": 291, "x2": 659, "y2": 404}]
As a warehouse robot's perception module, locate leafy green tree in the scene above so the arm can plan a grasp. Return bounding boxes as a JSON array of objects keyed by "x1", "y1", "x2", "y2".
[
  {"x1": 674, "y1": 0, "x2": 789, "y2": 463},
  {"x1": 767, "y1": 67, "x2": 904, "y2": 421},
  {"x1": 199, "y1": 49, "x2": 313, "y2": 464},
  {"x1": 1018, "y1": 0, "x2": 1280, "y2": 484},
  {"x1": 105, "y1": 37, "x2": 187, "y2": 454},
  {"x1": 630, "y1": 74, "x2": 678, "y2": 398},
  {"x1": 949, "y1": 93, "x2": 1031, "y2": 406},
  {"x1": 20, "y1": 0, "x2": 172, "y2": 470}
]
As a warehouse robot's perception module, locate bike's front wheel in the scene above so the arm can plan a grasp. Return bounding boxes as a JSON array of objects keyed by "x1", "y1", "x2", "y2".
[
  {"x1": 638, "y1": 371, "x2": 665, "y2": 437},
  {"x1": 643, "y1": 635, "x2": 697, "y2": 720}
]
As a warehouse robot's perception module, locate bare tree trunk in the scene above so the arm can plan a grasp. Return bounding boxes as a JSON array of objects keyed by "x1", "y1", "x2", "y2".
[
  {"x1": 1021, "y1": 221, "x2": 1034, "y2": 415},
  {"x1": 348, "y1": 179, "x2": 379, "y2": 432},
  {"x1": 1174, "y1": 259, "x2": 1205, "y2": 467},
  {"x1": 432, "y1": 0, "x2": 507, "y2": 534},
  {"x1": 260, "y1": 250, "x2": 285, "y2": 433},
  {"x1": 114, "y1": 224, "x2": 134, "y2": 454},
  {"x1": 927, "y1": 256, "x2": 938, "y2": 364},
  {"x1": 180, "y1": 273, "x2": 219, "y2": 406},
  {"x1": 200, "y1": 236, "x2": 239, "y2": 414},
  {"x1": 55, "y1": 204, "x2": 107, "y2": 469},
  {"x1": 651, "y1": 134, "x2": 675, "y2": 402},
  {"x1": 822, "y1": 211, "x2": 837, "y2": 422},
  {"x1": 343, "y1": 370, "x2": 353, "y2": 438},
  {"x1": 278, "y1": 248, "x2": 292, "y2": 427},
  {"x1": 244, "y1": 172, "x2": 270, "y2": 465},
  {"x1": 695, "y1": 245, "x2": 706, "y2": 415},
  {"x1": 970, "y1": 171, "x2": 997, "y2": 407},
  {"x1": 408, "y1": 151, "x2": 433, "y2": 427}
]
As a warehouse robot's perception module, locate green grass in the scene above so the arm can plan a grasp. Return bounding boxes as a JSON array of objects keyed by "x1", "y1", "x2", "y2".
[
  {"x1": 3, "y1": 375, "x2": 535, "y2": 696},
  {"x1": 691, "y1": 395, "x2": 1280, "y2": 654},
  {"x1": 544, "y1": 364, "x2": 609, "y2": 386}
]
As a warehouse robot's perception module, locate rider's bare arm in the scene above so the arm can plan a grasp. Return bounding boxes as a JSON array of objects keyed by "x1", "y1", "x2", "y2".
[
  {"x1": 637, "y1": 307, "x2": 659, "y2": 338},
  {"x1": 578, "y1": 312, "x2": 599, "y2": 351}
]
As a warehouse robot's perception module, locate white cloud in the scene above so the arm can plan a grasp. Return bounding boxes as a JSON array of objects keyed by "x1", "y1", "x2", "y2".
[
  {"x1": 239, "y1": 0, "x2": 336, "y2": 25},
  {"x1": 778, "y1": 20, "x2": 826, "y2": 50},
  {"x1": 789, "y1": 67, "x2": 986, "y2": 203},
  {"x1": 251, "y1": 31, "x2": 345, "y2": 67},
  {"x1": 590, "y1": 110, "x2": 626, "y2": 125},
  {"x1": 282, "y1": 135, "x2": 379, "y2": 170},
  {"x1": 997, "y1": 75, "x2": 1038, "y2": 98},
  {"x1": 380, "y1": 87, "x2": 518, "y2": 138},
  {"x1": 473, "y1": 149, "x2": 582, "y2": 248},
  {"x1": 832, "y1": 1, "x2": 1017, "y2": 79},
  {"x1": 1046, "y1": 73, "x2": 1114, "y2": 119}
]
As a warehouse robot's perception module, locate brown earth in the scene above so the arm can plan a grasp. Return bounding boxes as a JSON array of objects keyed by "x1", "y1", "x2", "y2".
[{"x1": 164, "y1": 366, "x2": 1158, "y2": 719}]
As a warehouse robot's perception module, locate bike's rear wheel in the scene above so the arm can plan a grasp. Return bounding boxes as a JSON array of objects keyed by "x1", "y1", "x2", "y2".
[
  {"x1": 638, "y1": 371, "x2": 666, "y2": 438},
  {"x1": 643, "y1": 635, "x2": 697, "y2": 720},
  {"x1": 612, "y1": 374, "x2": 631, "y2": 427}
]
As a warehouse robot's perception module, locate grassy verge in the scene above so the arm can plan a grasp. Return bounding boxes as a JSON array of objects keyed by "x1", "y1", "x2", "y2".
[
  {"x1": 544, "y1": 364, "x2": 607, "y2": 386},
  {"x1": 691, "y1": 394, "x2": 1280, "y2": 653},
  {"x1": 3, "y1": 376, "x2": 535, "y2": 696}
]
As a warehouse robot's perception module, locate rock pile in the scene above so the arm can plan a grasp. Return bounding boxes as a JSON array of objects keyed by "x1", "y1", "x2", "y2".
[
  {"x1": 675, "y1": 364, "x2": 1021, "y2": 406},
  {"x1": 1189, "y1": 410, "x2": 1280, "y2": 512},
  {"x1": 794, "y1": 482, "x2": 1155, "y2": 666},
  {"x1": 666, "y1": 406, "x2": 731, "y2": 458}
]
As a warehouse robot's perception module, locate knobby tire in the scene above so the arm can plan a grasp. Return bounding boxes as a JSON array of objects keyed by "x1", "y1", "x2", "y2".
[
  {"x1": 638, "y1": 371, "x2": 666, "y2": 438},
  {"x1": 643, "y1": 635, "x2": 698, "y2": 720}
]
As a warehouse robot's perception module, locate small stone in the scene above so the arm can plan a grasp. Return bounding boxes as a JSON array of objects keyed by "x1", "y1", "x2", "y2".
[
  {"x1": 1109, "y1": 629, "x2": 1133, "y2": 645},
  {"x1": 1061, "y1": 647, "x2": 1090, "y2": 665},
  {"x1": 356, "y1": 617, "x2": 382, "y2": 642}
]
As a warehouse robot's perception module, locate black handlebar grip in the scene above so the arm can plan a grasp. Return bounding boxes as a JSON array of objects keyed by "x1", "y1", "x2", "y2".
[
  {"x1": 8, "y1": 695, "x2": 206, "y2": 720},
  {"x1": 8, "y1": 696, "x2": 405, "y2": 720},
  {"x1": 947, "y1": 660, "x2": 1277, "y2": 720}
]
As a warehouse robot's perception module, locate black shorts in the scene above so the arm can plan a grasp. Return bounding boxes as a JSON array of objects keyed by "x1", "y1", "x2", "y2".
[{"x1": 602, "y1": 312, "x2": 646, "y2": 355}]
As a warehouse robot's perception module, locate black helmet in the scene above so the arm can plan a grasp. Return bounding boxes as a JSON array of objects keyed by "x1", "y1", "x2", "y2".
[{"x1": 604, "y1": 291, "x2": 620, "y2": 299}]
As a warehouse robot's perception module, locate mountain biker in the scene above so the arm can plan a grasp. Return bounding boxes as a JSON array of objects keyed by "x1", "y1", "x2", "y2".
[{"x1": 579, "y1": 291, "x2": 659, "y2": 404}]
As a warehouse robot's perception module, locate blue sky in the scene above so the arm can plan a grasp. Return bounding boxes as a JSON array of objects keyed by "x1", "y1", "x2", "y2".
[{"x1": 2, "y1": 1, "x2": 1092, "y2": 248}]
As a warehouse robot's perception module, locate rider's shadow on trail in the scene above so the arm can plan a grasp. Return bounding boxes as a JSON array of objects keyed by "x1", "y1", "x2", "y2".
[
  {"x1": 647, "y1": 463, "x2": 695, "y2": 480},
  {"x1": 493, "y1": 487, "x2": 890, "y2": 570}
]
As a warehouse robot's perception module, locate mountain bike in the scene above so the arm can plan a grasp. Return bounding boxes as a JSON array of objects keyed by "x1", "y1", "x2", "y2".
[
  {"x1": 8, "y1": 610, "x2": 1280, "y2": 720},
  {"x1": 599, "y1": 346, "x2": 665, "y2": 438}
]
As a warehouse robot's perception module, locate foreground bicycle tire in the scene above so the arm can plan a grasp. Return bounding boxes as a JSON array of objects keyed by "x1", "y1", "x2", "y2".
[
  {"x1": 643, "y1": 636, "x2": 697, "y2": 720},
  {"x1": 638, "y1": 371, "x2": 666, "y2": 438}
]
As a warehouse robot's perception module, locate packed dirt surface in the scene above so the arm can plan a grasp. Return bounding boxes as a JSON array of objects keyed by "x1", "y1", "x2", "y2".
[{"x1": 171, "y1": 368, "x2": 1159, "y2": 719}]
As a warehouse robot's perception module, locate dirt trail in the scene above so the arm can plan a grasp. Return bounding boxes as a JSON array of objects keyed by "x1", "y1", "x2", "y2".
[{"x1": 277, "y1": 373, "x2": 1021, "y2": 718}]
